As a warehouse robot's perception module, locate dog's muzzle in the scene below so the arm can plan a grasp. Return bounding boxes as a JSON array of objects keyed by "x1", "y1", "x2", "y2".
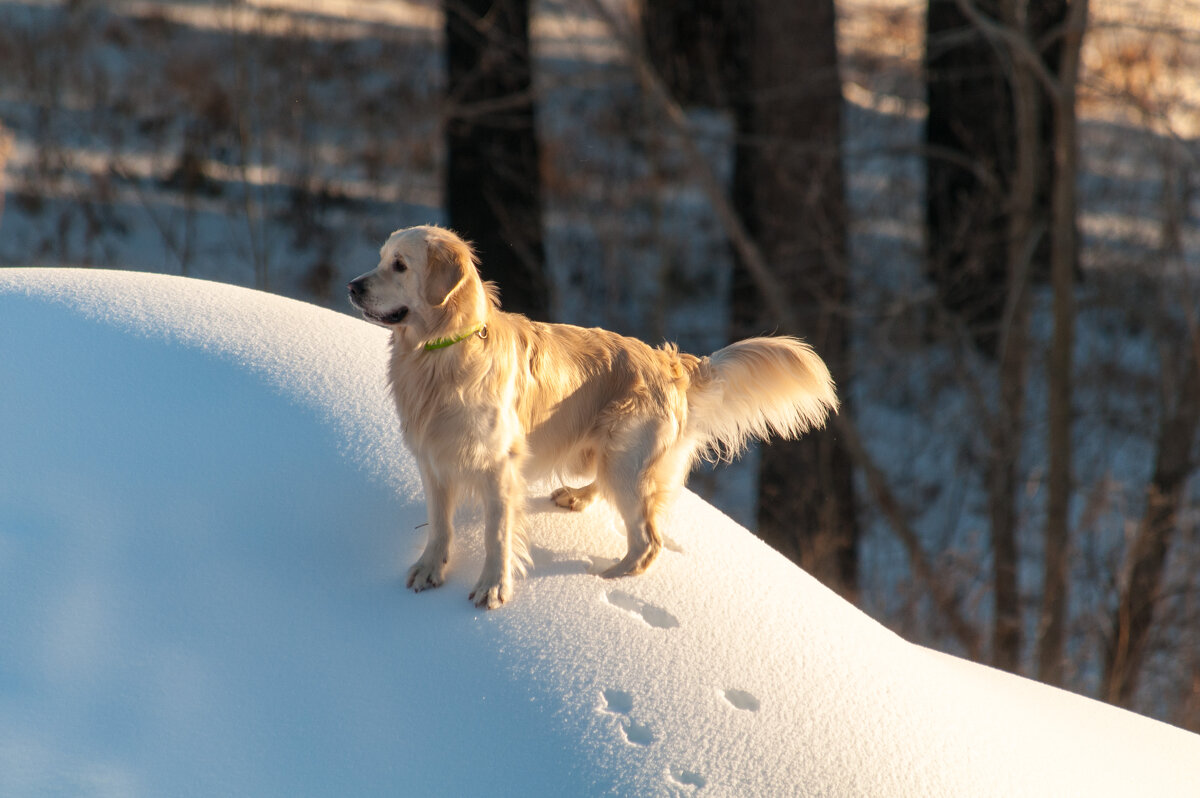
[{"x1": 348, "y1": 278, "x2": 409, "y2": 326}]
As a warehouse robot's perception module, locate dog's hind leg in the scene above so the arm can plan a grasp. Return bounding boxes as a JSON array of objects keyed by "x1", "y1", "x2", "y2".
[
  {"x1": 600, "y1": 431, "x2": 689, "y2": 579},
  {"x1": 601, "y1": 509, "x2": 662, "y2": 579},
  {"x1": 407, "y1": 463, "x2": 456, "y2": 592}
]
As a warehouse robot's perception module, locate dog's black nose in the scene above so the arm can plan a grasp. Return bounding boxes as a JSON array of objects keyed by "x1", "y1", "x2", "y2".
[{"x1": 347, "y1": 278, "x2": 366, "y2": 300}]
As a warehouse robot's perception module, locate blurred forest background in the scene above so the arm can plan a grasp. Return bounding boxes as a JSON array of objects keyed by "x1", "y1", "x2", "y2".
[{"x1": 1, "y1": 0, "x2": 1198, "y2": 730}]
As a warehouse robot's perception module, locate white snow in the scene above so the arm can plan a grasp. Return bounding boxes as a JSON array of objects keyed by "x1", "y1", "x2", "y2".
[{"x1": 1, "y1": 267, "x2": 1198, "y2": 797}]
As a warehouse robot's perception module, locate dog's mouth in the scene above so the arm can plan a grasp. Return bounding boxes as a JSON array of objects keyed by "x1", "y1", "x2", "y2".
[
  {"x1": 349, "y1": 292, "x2": 409, "y2": 326},
  {"x1": 361, "y1": 306, "x2": 409, "y2": 326}
]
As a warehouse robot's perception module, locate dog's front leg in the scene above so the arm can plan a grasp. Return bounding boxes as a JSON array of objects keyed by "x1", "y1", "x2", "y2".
[
  {"x1": 407, "y1": 463, "x2": 455, "y2": 592},
  {"x1": 469, "y1": 463, "x2": 521, "y2": 609}
]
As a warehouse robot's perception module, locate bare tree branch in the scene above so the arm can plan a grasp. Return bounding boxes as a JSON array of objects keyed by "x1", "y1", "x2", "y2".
[
  {"x1": 1038, "y1": 0, "x2": 1088, "y2": 688},
  {"x1": 952, "y1": 0, "x2": 1062, "y2": 98},
  {"x1": 837, "y1": 414, "x2": 984, "y2": 659}
]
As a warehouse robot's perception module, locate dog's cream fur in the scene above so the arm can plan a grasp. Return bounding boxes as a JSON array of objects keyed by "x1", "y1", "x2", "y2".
[{"x1": 349, "y1": 225, "x2": 838, "y2": 608}]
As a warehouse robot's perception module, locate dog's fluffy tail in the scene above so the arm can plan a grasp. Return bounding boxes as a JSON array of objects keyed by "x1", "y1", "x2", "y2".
[{"x1": 685, "y1": 336, "x2": 838, "y2": 463}]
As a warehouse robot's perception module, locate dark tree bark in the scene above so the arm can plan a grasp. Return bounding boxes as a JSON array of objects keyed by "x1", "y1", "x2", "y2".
[
  {"x1": 444, "y1": 0, "x2": 549, "y2": 319},
  {"x1": 1103, "y1": 350, "x2": 1200, "y2": 707},
  {"x1": 729, "y1": 0, "x2": 858, "y2": 596},
  {"x1": 1037, "y1": 0, "x2": 1088, "y2": 688},
  {"x1": 925, "y1": 0, "x2": 1012, "y2": 358},
  {"x1": 640, "y1": 0, "x2": 734, "y2": 108},
  {"x1": 928, "y1": 0, "x2": 1076, "y2": 675},
  {"x1": 923, "y1": 0, "x2": 1067, "y2": 357}
]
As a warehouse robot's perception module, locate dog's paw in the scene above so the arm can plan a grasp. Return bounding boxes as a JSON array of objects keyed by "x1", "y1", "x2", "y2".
[
  {"x1": 601, "y1": 545, "x2": 661, "y2": 579},
  {"x1": 469, "y1": 578, "x2": 512, "y2": 610},
  {"x1": 550, "y1": 484, "x2": 597, "y2": 512},
  {"x1": 601, "y1": 559, "x2": 639, "y2": 579},
  {"x1": 406, "y1": 556, "x2": 447, "y2": 592}
]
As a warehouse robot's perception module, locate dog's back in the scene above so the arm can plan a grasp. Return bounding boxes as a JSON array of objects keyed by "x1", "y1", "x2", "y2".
[
  {"x1": 486, "y1": 313, "x2": 697, "y2": 480},
  {"x1": 495, "y1": 313, "x2": 840, "y2": 479}
]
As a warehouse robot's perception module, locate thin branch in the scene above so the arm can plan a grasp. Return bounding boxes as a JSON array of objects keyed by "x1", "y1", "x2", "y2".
[
  {"x1": 836, "y1": 413, "x2": 984, "y2": 658},
  {"x1": 952, "y1": 0, "x2": 1062, "y2": 98},
  {"x1": 444, "y1": 88, "x2": 539, "y2": 123}
]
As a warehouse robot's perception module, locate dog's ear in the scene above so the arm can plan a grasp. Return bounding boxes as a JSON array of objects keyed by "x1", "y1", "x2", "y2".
[{"x1": 423, "y1": 236, "x2": 471, "y2": 307}]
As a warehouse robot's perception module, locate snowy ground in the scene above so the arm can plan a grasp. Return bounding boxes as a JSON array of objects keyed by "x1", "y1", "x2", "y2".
[
  {"x1": 3, "y1": 0, "x2": 1200, "y2": 724},
  {"x1": 2, "y1": 269, "x2": 1199, "y2": 796}
]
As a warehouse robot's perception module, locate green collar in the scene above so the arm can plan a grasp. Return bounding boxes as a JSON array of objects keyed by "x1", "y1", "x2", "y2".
[{"x1": 423, "y1": 322, "x2": 487, "y2": 351}]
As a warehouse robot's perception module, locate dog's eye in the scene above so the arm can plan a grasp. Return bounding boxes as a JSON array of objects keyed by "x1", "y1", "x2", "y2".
[{"x1": 392, "y1": 257, "x2": 407, "y2": 273}]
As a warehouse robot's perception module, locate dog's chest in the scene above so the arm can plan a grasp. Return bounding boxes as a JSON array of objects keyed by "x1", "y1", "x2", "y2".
[{"x1": 390, "y1": 355, "x2": 514, "y2": 458}]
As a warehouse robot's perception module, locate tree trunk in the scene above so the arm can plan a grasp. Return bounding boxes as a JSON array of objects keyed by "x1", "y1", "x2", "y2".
[
  {"x1": 925, "y1": 0, "x2": 1013, "y2": 357},
  {"x1": 1103, "y1": 335, "x2": 1200, "y2": 707},
  {"x1": 639, "y1": 0, "x2": 733, "y2": 108},
  {"x1": 729, "y1": 0, "x2": 858, "y2": 596},
  {"x1": 444, "y1": 0, "x2": 549, "y2": 319},
  {"x1": 1036, "y1": 0, "x2": 1087, "y2": 688},
  {"x1": 924, "y1": 0, "x2": 1066, "y2": 357},
  {"x1": 932, "y1": 0, "x2": 1076, "y2": 675},
  {"x1": 983, "y1": 0, "x2": 1044, "y2": 674}
]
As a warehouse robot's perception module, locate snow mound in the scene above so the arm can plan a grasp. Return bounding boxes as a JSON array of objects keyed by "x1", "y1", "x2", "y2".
[{"x1": 1, "y1": 268, "x2": 1197, "y2": 797}]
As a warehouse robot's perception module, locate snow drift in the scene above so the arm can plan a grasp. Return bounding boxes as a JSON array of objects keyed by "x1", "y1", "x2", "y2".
[{"x1": 1, "y1": 268, "x2": 1197, "y2": 797}]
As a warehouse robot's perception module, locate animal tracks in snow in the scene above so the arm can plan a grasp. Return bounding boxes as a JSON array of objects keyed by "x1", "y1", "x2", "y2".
[
  {"x1": 622, "y1": 720, "x2": 655, "y2": 747},
  {"x1": 604, "y1": 589, "x2": 680, "y2": 629},
  {"x1": 668, "y1": 766, "x2": 708, "y2": 790},
  {"x1": 721, "y1": 687, "x2": 761, "y2": 712},
  {"x1": 602, "y1": 687, "x2": 634, "y2": 716},
  {"x1": 595, "y1": 587, "x2": 718, "y2": 793},
  {"x1": 593, "y1": 570, "x2": 757, "y2": 791},
  {"x1": 597, "y1": 687, "x2": 705, "y2": 791},
  {"x1": 592, "y1": 682, "x2": 759, "y2": 793},
  {"x1": 599, "y1": 688, "x2": 653, "y2": 747}
]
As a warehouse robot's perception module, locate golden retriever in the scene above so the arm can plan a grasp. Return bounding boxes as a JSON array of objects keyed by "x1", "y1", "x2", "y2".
[{"x1": 348, "y1": 225, "x2": 837, "y2": 608}]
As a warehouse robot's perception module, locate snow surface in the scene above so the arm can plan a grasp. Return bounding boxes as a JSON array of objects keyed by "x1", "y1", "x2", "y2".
[{"x1": 1, "y1": 268, "x2": 1198, "y2": 797}]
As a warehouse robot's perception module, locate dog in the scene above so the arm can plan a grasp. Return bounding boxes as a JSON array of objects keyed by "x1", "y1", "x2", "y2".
[{"x1": 348, "y1": 225, "x2": 838, "y2": 608}]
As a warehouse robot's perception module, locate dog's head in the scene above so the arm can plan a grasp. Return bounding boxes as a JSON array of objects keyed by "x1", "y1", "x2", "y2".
[{"x1": 348, "y1": 226, "x2": 490, "y2": 338}]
